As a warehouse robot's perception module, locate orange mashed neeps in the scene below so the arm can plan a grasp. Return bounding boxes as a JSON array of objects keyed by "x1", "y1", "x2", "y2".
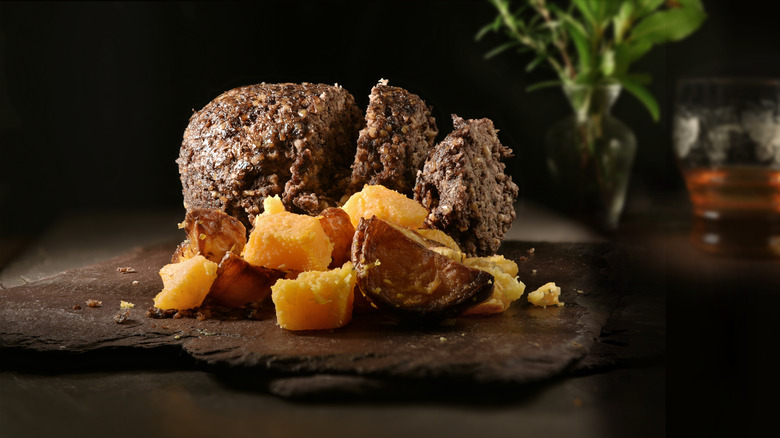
[
  {"x1": 271, "y1": 262, "x2": 357, "y2": 330},
  {"x1": 242, "y1": 196, "x2": 334, "y2": 273},
  {"x1": 341, "y1": 184, "x2": 428, "y2": 229}
]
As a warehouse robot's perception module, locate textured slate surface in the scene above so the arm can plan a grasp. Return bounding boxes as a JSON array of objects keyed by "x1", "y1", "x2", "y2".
[{"x1": 0, "y1": 240, "x2": 624, "y2": 388}]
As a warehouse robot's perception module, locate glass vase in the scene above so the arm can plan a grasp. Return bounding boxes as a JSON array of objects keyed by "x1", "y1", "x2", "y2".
[{"x1": 545, "y1": 84, "x2": 637, "y2": 232}]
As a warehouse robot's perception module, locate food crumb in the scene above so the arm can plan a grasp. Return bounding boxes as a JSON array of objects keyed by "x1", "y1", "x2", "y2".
[
  {"x1": 439, "y1": 336, "x2": 447, "y2": 342},
  {"x1": 531, "y1": 269, "x2": 537, "y2": 275},
  {"x1": 113, "y1": 310, "x2": 131, "y2": 324},
  {"x1": 120, "y1": 301, "x2": 135, "y2": 309},
  {"x1": 86, "y1": 299, "x2": 102, "y2": 308},
  {"x1": 174, "y1": 335, "x2": 182, "y2": 340},
  {"x1": 527, "y1": 282, "x2": 564, "y2": 308},
  {"x1": 146, "y1": 307, "x2": 177, "y2": 319},
  {"x1": 116, "y1": 266, "x2": 137, "y2": 274},
  {"x1": 527, "y1": 248, "x2": 535, "y2": 254},
  {"x1": 132, "y1": 280, "x2": 139, "y2": 285},
  {"x1": 72, "y1": 304, "x2": 82, "y2": 310},
  {"x1": 196, "y1": 310, "x2": 211, "y2": 321}
]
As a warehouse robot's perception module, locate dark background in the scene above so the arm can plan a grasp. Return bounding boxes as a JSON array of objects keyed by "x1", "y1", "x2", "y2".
[{"x1": 2, "y1": 0, "x2": 778, "y2": 237}]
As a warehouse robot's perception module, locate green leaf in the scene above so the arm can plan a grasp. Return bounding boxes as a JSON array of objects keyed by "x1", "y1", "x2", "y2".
[
  {"x1": 526, "y1": 50, "x2": 548, "y2": 72},
  {"x1": 526, "y1": 80, "x2": 562, "y2": 93},
  {"x1": 585, "y1": 0, "x2": 622, "y2": 25},
  {"x1": 629, "y1": 1, "x2": 707, "y2": 45},
  {"x1": 618, "y1": 75, "x2": 660, "y2": 122},
  {"x1": 600, "y1": 48, "x2": 616, "y2": 77},
  {"x1": 561, "y1": 18, "x2": 592, "y2": 75},
  {"x1": 635, "y1": 0, "x2": 666, "y2": 18},
  {"x1": 586, "y1": 0, "x2": 604, "y2": 20},
  {"x1": 570, "y1": 0, "x2": 596, "y2": 27},
  {"x1": 484, "y1": 41, "x2": 521, "y2": 59},
  {"x1": 612, "y1": 1, "x2": 635, "y2": 42},
  {"x1": 512, "y1": 3, "x2": 529, "y2": 22},
  {"x1": 599, "y1": 0, "x2": 623, "y2": 20},
  {"x1": 613, "y1": 38, "x2": 653, "y2": 75},
  {"x1": 475, "y1": 14, "x2": 502, "y2": 41}
]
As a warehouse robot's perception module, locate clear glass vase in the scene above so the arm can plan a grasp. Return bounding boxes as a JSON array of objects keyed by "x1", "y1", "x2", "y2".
[{"x1": 545, "y1": 84, "x2": 637, "y2": 232}]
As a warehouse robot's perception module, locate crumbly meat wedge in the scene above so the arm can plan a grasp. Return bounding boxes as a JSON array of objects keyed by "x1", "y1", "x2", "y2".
[
  {"x1": 413, "y1": 115, "x2": 518, "y2": 257},
  {"x1": 349, "y1": 80, "x2": 438, "y2": 197},
  {"x1": 178, "y1": 82, "x2": 363, "y2": 229}
]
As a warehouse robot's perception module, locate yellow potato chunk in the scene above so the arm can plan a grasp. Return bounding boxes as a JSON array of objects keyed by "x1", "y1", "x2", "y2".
[
  {"x1": 528, "y1": 282, "x2": 564, "y2": 308},
  {"x1": 271, "y1": 262, "x2": 357, "y2": 330},
  {"x1": 263, "y1": 195, "x2": 286, "y2": 215},
  {"x1": 462, "y1": 255, "x2": 525, "y2": 315},
  {"x1": 154, "y1": 255, "x2": 218, "y2": 310},
  {"x1": 341, "y1": 184, "x2": 428, "y2": 229},
  {"x1": 242, "y1": 206, "x2": 334, "y2": 273}
]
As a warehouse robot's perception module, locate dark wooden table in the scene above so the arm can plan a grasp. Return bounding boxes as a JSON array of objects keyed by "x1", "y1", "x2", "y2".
[{"x1": 0, "y1": 190, "x2": 771, "y2": 438}]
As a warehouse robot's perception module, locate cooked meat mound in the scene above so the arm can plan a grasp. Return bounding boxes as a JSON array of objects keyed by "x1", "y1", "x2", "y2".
[
  {"x1": 177, "y1": 82, "x2": 363, "y2": 228},
  {"x1": 413, "y1": 115, "x2": 518, "y2": 257},
  {"x1": 349, "y1": 80, "x2": 438, "y2": 197}
]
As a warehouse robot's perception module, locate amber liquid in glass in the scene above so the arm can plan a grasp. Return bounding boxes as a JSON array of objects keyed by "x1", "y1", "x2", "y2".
[{"x1": 684, "y1": 166, "x2": 780, "y2": 257}]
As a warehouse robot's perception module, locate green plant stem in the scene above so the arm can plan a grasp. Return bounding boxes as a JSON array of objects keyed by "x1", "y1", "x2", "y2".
[
  {"x1": 530, "y1": 0, "x2": 576, "y2": 81},
  {"x1": 490, "y1": 0, "x2": 566, "y2": 78}
]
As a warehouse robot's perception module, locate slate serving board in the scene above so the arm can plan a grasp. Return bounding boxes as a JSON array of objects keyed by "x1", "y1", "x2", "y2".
[{"x1": 0, "y1": 240, "x2": 621, "y2": 391}]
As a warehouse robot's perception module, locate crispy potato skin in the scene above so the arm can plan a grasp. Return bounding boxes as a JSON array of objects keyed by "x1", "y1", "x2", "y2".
[
  {"x1": 318, "y1": 207, "x2": 356, "y2": 269},
  {"x1": 208, "y1": 252, "x2": 285, "y2": 307},
  {"x1": 351, "y1": 216, "x2": 494, "y2": 321},
  {"x1": 173, "y1": 208, "x2": 247, "y2": 264}
]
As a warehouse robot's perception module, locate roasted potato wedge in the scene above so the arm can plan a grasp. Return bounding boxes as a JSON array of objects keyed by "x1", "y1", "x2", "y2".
[
  {"x1": 178, "y1": 208, "x2": 247, "y2": 263},
  {"x1": 319, "y1": 207, "x2": 356, "y2": 269},
  {"x1": 208, "y1": 252, "x2": 286, "y2": 307},
  {"x1": 351, "y1": 216, "x2": 494, "y2": 321}
]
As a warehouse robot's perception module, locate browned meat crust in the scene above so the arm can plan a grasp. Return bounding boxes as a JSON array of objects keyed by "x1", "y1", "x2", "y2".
[
  {"x1": 349, "y1": 80, "x2": 438, "y2": 196},
  {"x1": 413, "y1": 115, "x2": 518, "y2": 257},
  {"x1": 177, "y1": 82, "x2": 363, "y2": 228}
]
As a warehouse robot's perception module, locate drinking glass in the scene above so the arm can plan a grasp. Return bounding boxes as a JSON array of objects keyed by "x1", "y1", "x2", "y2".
[{"x1": 673, "y1": 78, "x2": 780, "y2": 257}]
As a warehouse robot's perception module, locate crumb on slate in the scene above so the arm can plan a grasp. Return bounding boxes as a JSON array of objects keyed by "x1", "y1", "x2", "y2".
[
  {"x1": 116, "y1": 266, "x2": 137, "y2": 274},
  {"x1": 146, "y1": 307, "x2": 177, "y2": 319},
  {"x1": 113, "y1": 310, "x2": 131, "y2": 324},
  {"x1": 86, "y1": 299, "x2": 102, "y2": 308}
]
